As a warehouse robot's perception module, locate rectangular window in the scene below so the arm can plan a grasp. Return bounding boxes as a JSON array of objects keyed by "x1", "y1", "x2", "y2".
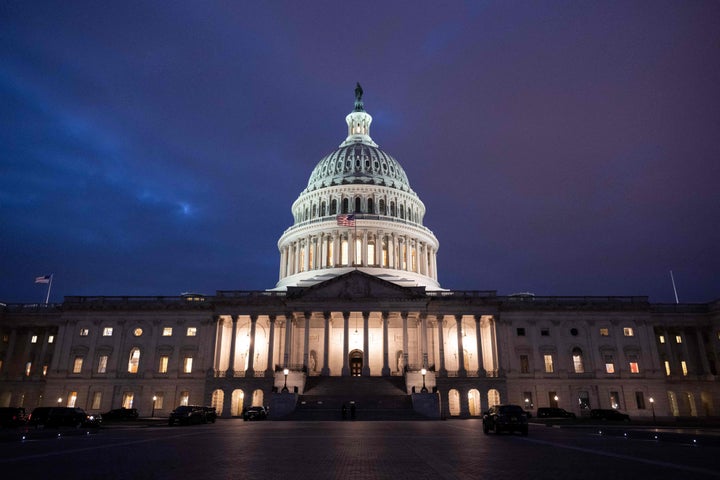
[
  {"x1": 681, "y1": 360, "x2": 688, "y2": 376},
  {"x1": 31, "y1": 335, "x2": 38, "y2": 344},
  {"x1": 122, "y1": 392, "x2": 134, "y2": 409},
  {"x1": 544, "y1": 354, "x2": 554, "y2": 373},
  {"x1": 186, "y1": 327, "x2": 197, "y2": 337},
  {"x1": 183, "y1": 357, "x2": 193, "y2": 374},
  {"x1": 540, "y1": 328, "x2": 549, "y2": 336},
  {"x1": 162, "y1": 327, "x2": 173, "y2": 336},
  {"x1": 154, "y1": 392, "x2": 164, "y2": 410},
  {"x1": 516, "y1": 327, "x2": 525, "y2": 336},
  {"x1": 578, "y1": 391, "x2": 591, "y2": 410},
  {"x1": 42, "y1": 365, "x2": 48, "y2": 376},
  {"x1": 599, "y1": 328, "x2": 609, "y2": 336},
  {"x1": 604, "y1": 355, "x2": 615, "y2": 374},
  {"x1": 91, "y1": 391, "x2": 102, "y2": 410},
  {"x1": 623, "y1": 327, "x2": 634, "y2": 337},
  {"x1": 635, "y1": 392, "x2": 646, "y2": 410},
  {"x1": 522, "y1": 392, "x2": 534, "y2": 410},
  {"x1": 610, "y1": 391, "x2": 620, "y2": 409},
  {"x1": 180, "y1": 391, "x2": 189, "y2": 406},
  {"x1": 658, "y1": 335, "x2": 665, "y2": 344},
  {"x1": 97, "y1": 355, "x2": 108, "y2": 374},
  {"x1": 664, "y1": 360, "x2": 671, "y2": 376},
  {"x1": 629, "y1": 361, "x2": 640, "y2": 374},
  {"x1": 48, "y1": 335, "x2": 55, "y2": 344},
  {"x1": 68, "y1": 391, "x2": 78, "y2": 408},
  {"x1": 80, "y1": 328, "x2": 89, "y2": 336},
  {"x1": 103, "y1": 327, "x2": 113, "y2": 336},
  {"x1": 72, "y1": 356, "x2": 83, "y2": 373},
  {"x1": 675, "y1": 335, "x2": 682, "y2": 344},
  {"x1": 158, "y1": 355, "x2": 169, "y2": 374},
  {"x1": 25, "y1": 362, "x2": 32, "y2": 376},
  {"x1": 2, "y1": 334, "x2": 8, "y2": 342},
  {"x1": 519, "y1": 355, "x2": 529, "y2": 373}
]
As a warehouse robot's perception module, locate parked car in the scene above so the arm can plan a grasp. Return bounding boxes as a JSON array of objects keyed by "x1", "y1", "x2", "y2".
[
  {"x1": 168, "y1": 405, "x2": 207, "y2": 426},
  {"x1": 536, "y1": 407, "x2": 576, "y2": 419},
  {"x1": 0, "y1": 407, "x2": 27, "y2": 427},
  {"x1": 242, "y1": 406, "x2": 267, "y2": 421},
  {"x1": 102, "y1": 408, "x2": 139, "y2": 421},
  {"x1": 590, "y1": 409, "x2": 630, "y2": 422},
  {"x1": 482, "y1": 404, "x2": 528, "y2": 435},
  {"x1": 203, "y1": 407, "x2": 217, "y2": 423},
  {"x1": 28, "y1": 407, "x2": 100, "y2": 428}
]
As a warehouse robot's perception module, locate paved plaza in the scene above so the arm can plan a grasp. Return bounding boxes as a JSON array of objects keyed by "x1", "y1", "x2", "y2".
[{"x1": 2, "y1": 420, "x2": 719, "y2": 480}]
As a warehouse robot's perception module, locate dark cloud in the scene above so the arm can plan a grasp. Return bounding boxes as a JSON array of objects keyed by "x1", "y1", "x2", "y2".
[{"x1": 1, "y1": 1, "x2": 718, "y2": 303}]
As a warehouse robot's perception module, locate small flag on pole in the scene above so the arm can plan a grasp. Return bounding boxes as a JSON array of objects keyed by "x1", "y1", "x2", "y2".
[
  {"x1": 35, "y1": 275, "x2": 52, "y2": 284},
  {"x1": 336, "y1": 214, "x2": 356, "y2": 226}
]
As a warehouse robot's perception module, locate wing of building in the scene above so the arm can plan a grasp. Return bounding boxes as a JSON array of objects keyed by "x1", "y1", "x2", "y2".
[{"x1": 1, "y1": 88, "x2": 719, "y2": 421}]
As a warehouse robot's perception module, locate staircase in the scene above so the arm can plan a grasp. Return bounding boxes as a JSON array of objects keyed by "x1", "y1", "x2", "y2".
[{"x1": 283, "y1": 376, "x2": 426, "y2": 420}]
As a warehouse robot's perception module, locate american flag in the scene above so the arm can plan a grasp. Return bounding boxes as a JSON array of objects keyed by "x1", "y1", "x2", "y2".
[
  {"x1": 35, "y1": 274, "x2": 51, "y2": 284},
  {"x1": 336, "y1": 214, "x2": 356, "y2": 226}
]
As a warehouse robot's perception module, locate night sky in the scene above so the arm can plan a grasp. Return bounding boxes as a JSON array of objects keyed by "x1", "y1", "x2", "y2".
[{"x1": 2, "y1": 1, "x2": 719, "y2": 304}]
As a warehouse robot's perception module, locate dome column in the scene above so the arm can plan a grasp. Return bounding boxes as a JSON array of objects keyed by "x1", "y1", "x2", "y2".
[
  {"x1": 420, "y1": 313, "x2": 429, "y2": 368},
  {"x1": 333, "y1": 232, "x2": 340, "y2": 267},
  {"x1": 361, "y1": 229, "x2": 368, "y2": 266}
]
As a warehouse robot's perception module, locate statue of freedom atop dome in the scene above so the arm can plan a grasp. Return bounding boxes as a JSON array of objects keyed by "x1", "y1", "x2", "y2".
[{"x1": 354, "y1": 82, "x2": 364, "y2": 112}]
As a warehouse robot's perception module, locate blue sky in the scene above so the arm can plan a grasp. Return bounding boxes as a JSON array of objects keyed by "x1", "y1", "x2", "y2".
[{"x1": 1, "y1": 1, "x2": 719, "y2": 303}]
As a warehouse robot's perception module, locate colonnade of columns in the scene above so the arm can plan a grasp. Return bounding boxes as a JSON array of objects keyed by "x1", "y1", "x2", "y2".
[
  {"x1": 213, "y1": 312, "x2": 498, "y2": 378},
  {"x1": 278, "y1": 230, "x2": 438, "y2": 281}
]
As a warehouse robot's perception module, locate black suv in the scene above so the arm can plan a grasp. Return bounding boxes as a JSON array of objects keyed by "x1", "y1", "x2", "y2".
[
  {"x1": 28, "y1": 407, "x2": 99, "y2": 428},
  {"x1": 536, "y1": 407, "x2": 576, "y2": 418},
  {"x1": 482, "y1": 404, "x2": 528, "y2": 436},
  {"x1": 102, "y1": 408, "x2": 139, "y2": 421},
  {"x1": 0, "y1": 407, "x2": 27, "y2": 427},
  {"x1": 168, "y1": 405, "x2": 209, "y2": 425},
  {"x1": 242, "y1": 406, "x2": 267, "y2": 421}
]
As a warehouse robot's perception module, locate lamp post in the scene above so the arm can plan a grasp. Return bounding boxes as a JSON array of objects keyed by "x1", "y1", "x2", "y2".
[
  {"x1": 421, "y1": 368, "x2": 428, "y2": 393},
  {"x1": 649, "y1": 396, "x2": 655, "y2": 423},
  {"x1": 282, "y1": 368, "x2": 289, "y2": 392},
  {"x1": 553, "y1": 395, "x2": 559, "y2": 408},
  {"x1": 57, "y1": 397, "x2": 62, "y2": 406},
  {"x1": 152, "y1": 395, "x2": 157, "y2": 418}
]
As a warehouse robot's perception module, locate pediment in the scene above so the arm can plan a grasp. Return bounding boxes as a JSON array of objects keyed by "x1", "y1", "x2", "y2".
[{"x1": 286, "y1": 270, "x2": 426, "y2": 301}]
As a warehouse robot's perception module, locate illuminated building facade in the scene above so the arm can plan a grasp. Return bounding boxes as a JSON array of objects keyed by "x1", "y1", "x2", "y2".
[{"x1": 1, "y1": 89, "x2": 719, "y2": 420}]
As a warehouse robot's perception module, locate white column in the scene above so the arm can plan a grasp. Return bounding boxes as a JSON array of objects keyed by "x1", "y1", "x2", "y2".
[
  {"x1": 474, "y1": 315, "x2": 486, "y2": 376},
  {"x1": 283, "y1": 313, "x2": 292, "y2": 367},
  {"x1": 247, "y1": 314, "x2": 258, "y2": 374},
  {"x1": 265, "y1": 316, "x2": 276, "y2": 377},
  {"x1": 342, "y1": 311, "x2": 350, "y2": 376},
  {"x1": 322, "y1": 312, "x2": 331, "y2": 376},
  {"x1": 437, "y1": 315, "x2": 447, "y2": 376},
  {"x1": 227, "y1": 316, "x2": 238, "y2": 376},
  {"x1": 362, "y1": 311, "x2": 370, "y2": 376},
  {"x1": 402, "y1": 312, "x2": 409, "y2": 369},
  {"x1": 420, "y1": 313, "x2": 428, "y2": 368},
  {"x1": 381, "y1": 312, "x2": 390, "y2": 376}
]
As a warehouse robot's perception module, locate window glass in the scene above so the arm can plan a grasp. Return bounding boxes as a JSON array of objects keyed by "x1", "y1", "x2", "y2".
[
  {"x1": 183, "y1": 357, "x2": 193, "y2": 374},
  {"x1": 159, "y1": 356, "x2": 169, "y2": 374},
  {"x1": 103, "y1": 327, "x2": 113, "y2": 336},
  {"x1": 675, "y1": 335, "x2": 682, "y2": 344},
  {"x1": 544, "y1": 354, "x2": 554, "y2": 373},
  {"x1": 122, "y1": 392, "x2": 134, "y2": 409},
  {"x1": 599, "y1": 328, "x2": 609, "y2": 336},
  {"x1": 31, "y1": 335, "x2": 38, "y2": 343},
  {"x1": 25, "y1": 362, "x2": 32, "y2": 376},
  {"x1": 72, "y1": 356, "x2": 83, "y2": 373},
  {"x1": 186, "y1": 327, "x2": 197, "y2": 337},
  {"x1": 91, "y1": 392, "x2": 102, "y2": 410},
  {"x1": 97, "y1": 355, "x2": 108, "y2": 373},
  {"x1": 516, "y1": 327, "x2": 525, "y2": 336},
  {"x1": 128, "y1": 348, "x2": 140, "y2": 373},
  {"x1": 163, "y1": 327, "x2": 173, "y2": 336},
  {"x1": 48, "y1": 335, "x2": 55, "y2": 343},
  {"x1": 520, "y1": 355, "x2": 529, "y2": 373},
  {"x1": 80, "y1": 328, "x2": 89, "y2": 336},
  {"x1": 623, "y1": 327, "x2": 634, "y2": 337}
]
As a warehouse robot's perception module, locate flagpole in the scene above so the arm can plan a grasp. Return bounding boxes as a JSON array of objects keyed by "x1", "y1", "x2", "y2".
[
  {"x1": 670, "y1": 270, "x2": 679, "y2": 304},
  {"x1": 45, "y1": 274, "x2": 54, "y2": 304}
]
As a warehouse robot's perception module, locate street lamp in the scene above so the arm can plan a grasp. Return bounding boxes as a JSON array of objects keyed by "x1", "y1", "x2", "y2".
[
  {"x1": 282, "y1": 368, "x2": 289, "y2": 392},
  {"x1": 421, "y1": 368, "x2": 428, "y2": 393},
  {"x1": 152, "y1": 395, "x2": 157, "y2": 418},
  {"x1": 57, "y1": 397, "x2": 62, "y2": 406},
  {"x1": 649, "y1": 397, "x2": 655, "y2": 423}
]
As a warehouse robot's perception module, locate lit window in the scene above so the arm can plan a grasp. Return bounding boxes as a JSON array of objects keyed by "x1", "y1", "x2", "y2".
[
  {"x1": 183, "y1": 357, "x2": 193, "y2": 374},
  {"x1": 25, "y1": 362, "x2": 32, "y2": 376},
  {"x1": 153, "y1": 393, "x2": 164, "y2": 410},
  {"x1": 681, "y1": 361, "x2": 688, "y2": 376},
  {"x1": 604, "y1": 355, "x2": 615, "y2": 374},
  {"x1": 133, "y1": 328, "x2": 143, "y2": 337},
  {"x1": 42, "y1": 365, "x2": 48, "y2": 376},
  {"x1": 31, "y1": 335, "x2": 38, "y2": 344},
  {"x1": 103, "y1": 327, "x2": 113, "y2": 336},
  {"x1": 2, "y1": 334, "x2": 8, "y2": 342},
  {"x1": 122, "y1": 392, "x2": 134, "y2": 409},
  {"x1": 48, "y1": 335, "x2": 54, "y2": 344},
  {"x1": 162, "y1": 327, "x2": 173, "y2": 336},
  {"x1": 664, "y1": 360, "x2": 671, "y2": 376},
  {"x1": 186, "y1": 327, "x2": 197, "y2": 337},
  {"x1": 675, "y1": 335, "x2": 682, "y2": 344},
  {"x1": 127, "y1": 348, "x2": 140, "y2": 373},
  {"x1": 68, "y1": 391, "x2": 77, "y2": 408},
  {"x1": 658, "y1": 335, "x2": 665, "y2": 344},
  {"x1": 91, "y1": 392, "x2": 102, "y2": 410},
  {"x1": 0, "y1": 360, "x2": 3, "y2": 372},
  {"x1": 629, "y1": 362, "x2": 640, "y2": 374},
  {"x1": 635, "y1": 392, "x2": 646, "y2": 410},
  {"x1": 158, "y1": 355, "x2": 169, "y2": 374},
  {"x1": 544, "y1": 354, "x2": 554, "y2": 373},
  {"x1": 72, "y1": 356, "x2": 83, "y2": 373},
  {"x1": 599, "y1": 328, "x2": 609, "y2": 336},
  {"x1": 80, "y1": 328, "x2": 89, "y2": 337},
  {"x1": 180, "y1": 391, "x2": 189, "y2": 406},
  {"x1": 97, "y1": 355, "x2": 108, "y2": 374},
  {"x1": 572, "y1": 348, "x2": 584, "y2": 373},
  {"x1": 609, "y1": 391, "x2": 620, "y2": 409},
  {"x1": 623, "y1": 328, "x2": 634, "y2": 337}
]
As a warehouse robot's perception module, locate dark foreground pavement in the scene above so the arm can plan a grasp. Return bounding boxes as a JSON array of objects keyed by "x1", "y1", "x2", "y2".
[{"x1": 2, "y1": 420, "x2": 719, "y2": 479}]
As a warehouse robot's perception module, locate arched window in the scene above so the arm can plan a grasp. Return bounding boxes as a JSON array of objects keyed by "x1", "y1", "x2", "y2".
[
  {"x1": 312, "y1": 204, "x2": 317, "y2": 218},
  {"x1": 379, "y1": 199, "x2": 386, "y2": 215},
  {"x1": 468, "y1": 389, "x2": 482, "y2": 416},
  {"x1": 330, "y1": 199, "x2": 337, "y2": 215},
  {"x1": 488, "y1": 389, "x2": 501, "y2": 407},
  {"x1": 321, "y1": 201, "x2": 326, "y2": 217},
  {"x1": 367, "y1": 198, "x2": 374, "y2": 214},
  {"x1": 128, "y1": 348, "x2": 140, "y2": 373},
  {"x1": 572, "y1": 348, "x2": 584, "y2": 373},
  {"x1": 252, "y1": 389, "x2": 264, "y2": 407},
  {"x1": 390, "y1": 202, "x2": 396, "y2": 217},
  {"x1": 355, "y1": 197, "x2": 362, "y2": 213},
  {"x1": 341, "y1": 198, "x2": 349, "y2": 214},
  {"x1": 211, "y1": 389, "x2": 224, "y2": 416},
  {"x1": 400, "y1": 204, "x2": 405, "y2": 219},
  {"x1": 448, "y1": 389, "x2": 461, "y2": 416},
  {"x1": 231, "y1": 389, "x2": 244, "y2": 416}
]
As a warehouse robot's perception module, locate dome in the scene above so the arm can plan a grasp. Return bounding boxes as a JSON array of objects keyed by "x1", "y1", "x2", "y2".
[{"x1": 303, "y1": 144, "x2": 413, "y2": 194}]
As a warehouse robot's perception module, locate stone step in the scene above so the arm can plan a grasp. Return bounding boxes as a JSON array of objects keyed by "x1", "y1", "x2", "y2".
[{"x1": 303, "y1": 376, "x2": 407, "y2": 396}]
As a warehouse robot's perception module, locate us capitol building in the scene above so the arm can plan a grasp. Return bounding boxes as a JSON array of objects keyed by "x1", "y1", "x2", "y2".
[{"x1": 1, "y1": 86, "x2": 719, "y2": 420}]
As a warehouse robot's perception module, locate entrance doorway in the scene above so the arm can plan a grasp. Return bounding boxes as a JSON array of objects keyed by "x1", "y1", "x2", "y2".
[{"x1": 350, "y1": 350, "x2": 363, "y2": 376}]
